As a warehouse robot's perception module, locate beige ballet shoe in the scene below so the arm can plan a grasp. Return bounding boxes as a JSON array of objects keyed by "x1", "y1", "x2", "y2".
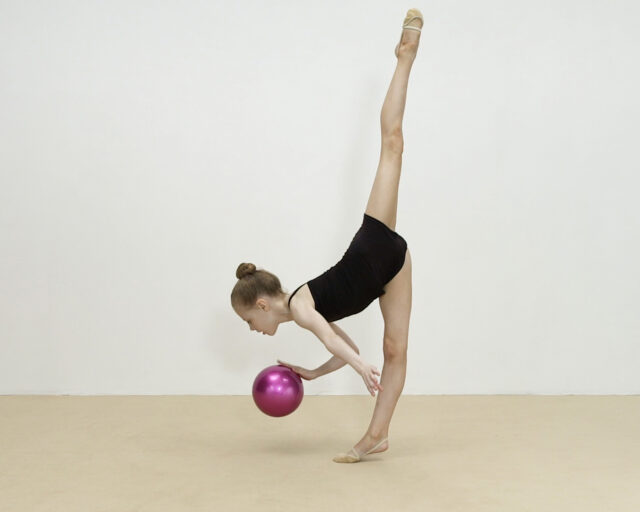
[
  {"x1": 395, "y1": 8, "x2": 424, "y2": 58},
  {"x1": 332, "y1": 437, "x2": 389, "y2": 463}
]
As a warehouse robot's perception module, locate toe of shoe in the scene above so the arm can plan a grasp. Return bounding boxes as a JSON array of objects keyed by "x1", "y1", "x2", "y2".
[{"x1": 332, "y1": 452, "x2": 359, "y2": 463}]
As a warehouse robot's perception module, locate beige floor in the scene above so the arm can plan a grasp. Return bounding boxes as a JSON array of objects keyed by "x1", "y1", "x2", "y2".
[{"x1": 1, "y1": 396, "x2": 638, "y2": 511}]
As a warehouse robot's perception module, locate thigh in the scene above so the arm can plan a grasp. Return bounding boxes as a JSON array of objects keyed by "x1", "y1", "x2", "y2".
[
  {"x1": 365, "y1": 148, "x2": 403, "y2": 232},
  {"x1": 378, "y1": 248, "x2": 412, "y2": 349}
]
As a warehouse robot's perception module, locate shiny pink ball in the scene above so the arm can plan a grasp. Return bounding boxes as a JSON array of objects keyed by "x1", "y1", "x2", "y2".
[{"x1": 252, "y1": 365, "x2": 304, "y2": 417}]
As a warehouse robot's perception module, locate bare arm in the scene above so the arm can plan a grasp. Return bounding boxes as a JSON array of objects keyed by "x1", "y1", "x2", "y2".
[
  {"x1": 292, "y1": 305, "x2": 364, "y2": 374},
  {"x1": 313, "y1": 323, "x2": 359, "y2": 378},
  {"x1": 291, "y1": 303, "x2": 382, "y2": 396}
]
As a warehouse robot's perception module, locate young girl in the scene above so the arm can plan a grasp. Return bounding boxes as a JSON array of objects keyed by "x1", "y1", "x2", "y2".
[{"x1": 231, "y1": 9, "x2": 423, "y2": 463}]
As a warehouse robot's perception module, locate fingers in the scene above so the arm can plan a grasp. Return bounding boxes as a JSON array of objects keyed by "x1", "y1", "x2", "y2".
[
  {"x1": 368, "y1": 370, "x2": 383, "y2": 395},
  {"x1": 374, "y1": 369, "x2": 383, "y2": 391},
  {"x1": 366, "y1": 378, "x2": 379, "y2": 396},
  {"x1": 372, "y1": 367, "x2": 383, "y2": 393},
  {"x1": 278, "y1": 360, "x2": 304, "y2": 377}
]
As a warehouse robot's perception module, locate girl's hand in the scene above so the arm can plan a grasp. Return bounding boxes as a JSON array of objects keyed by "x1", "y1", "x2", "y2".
[
  {"x1": 360, "y1": 362, "x2": 383, "y2": 396},
  {"x1": 277, "y1": 359, "x2": 317, "y2": 381}
]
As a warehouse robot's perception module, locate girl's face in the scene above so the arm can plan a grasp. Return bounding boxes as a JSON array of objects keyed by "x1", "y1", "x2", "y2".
[{"x1": 237, "y1": 302, "x2": 277, "y2": 336}]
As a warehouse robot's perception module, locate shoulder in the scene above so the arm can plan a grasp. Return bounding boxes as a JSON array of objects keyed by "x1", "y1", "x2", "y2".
[
  {"x1": 290, "y1": 287, "x2": 336, "y2": 341},
  {"x1": 289, "y1": 284, "x2": 314, "y2": 325},
  {"x1": 289, "y1": 283, "x2": 315, "y2": 312}
]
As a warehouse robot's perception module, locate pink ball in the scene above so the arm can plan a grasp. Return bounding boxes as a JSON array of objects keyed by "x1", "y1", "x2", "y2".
[{"x1": 252, "y1": 365, "x2": 304, "y2": 417}]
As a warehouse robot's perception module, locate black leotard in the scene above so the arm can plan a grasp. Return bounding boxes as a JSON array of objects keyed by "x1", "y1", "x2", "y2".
[{"x1": 287, "y1": 213, "x2": 407, "y2": 322}]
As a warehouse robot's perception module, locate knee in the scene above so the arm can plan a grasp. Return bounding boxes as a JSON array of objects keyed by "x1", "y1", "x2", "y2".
[
  {"x1": 382, "y1": 130, "x2": 404, "y2": 153},
  {"x1": 383, "y1": 336, "x2": 408, "y2": 360}
]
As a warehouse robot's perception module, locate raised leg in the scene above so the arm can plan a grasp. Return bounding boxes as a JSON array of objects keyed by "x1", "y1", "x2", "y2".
[{"x1": 365, "y1": 16, "x2": 422, "y2": 232}]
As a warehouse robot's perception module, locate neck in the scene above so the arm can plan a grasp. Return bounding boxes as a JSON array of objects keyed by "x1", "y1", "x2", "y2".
[{"x1": 273, "y1": 293, "x2": 295, "y2": 323}]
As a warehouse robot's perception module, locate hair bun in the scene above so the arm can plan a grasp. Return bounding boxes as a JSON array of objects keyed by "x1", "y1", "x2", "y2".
[{"x1": 236, "y1": 262, "x2": 257, "y2": 279}]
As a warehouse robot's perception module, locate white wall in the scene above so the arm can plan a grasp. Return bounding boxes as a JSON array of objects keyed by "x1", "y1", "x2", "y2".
[{"x1": 1, "y1": 1, "x2": 638, "y2": 395}]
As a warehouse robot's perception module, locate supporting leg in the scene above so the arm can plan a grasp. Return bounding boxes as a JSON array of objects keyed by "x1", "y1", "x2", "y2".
[{"x1": 333, "y1": 249, "x2": 412, "y2": 463}]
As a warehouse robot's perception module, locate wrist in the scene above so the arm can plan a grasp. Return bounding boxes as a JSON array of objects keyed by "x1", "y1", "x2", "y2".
[{"x1": 350, "y1": 355, "x2": 364, "y2": 374}]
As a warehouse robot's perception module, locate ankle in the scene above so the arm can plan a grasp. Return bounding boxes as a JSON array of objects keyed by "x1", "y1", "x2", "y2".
[
  {"x1": 367, "y1": 430, "x2": 388, "y2": 440},
  {"x1": 397, "y1": 48, "x2": 418, "y2": 62}
]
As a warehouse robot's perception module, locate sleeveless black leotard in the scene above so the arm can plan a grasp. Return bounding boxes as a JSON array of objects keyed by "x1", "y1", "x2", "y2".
[{"x1": 287, "y1": 213, "x2": 408, "y2": 322}]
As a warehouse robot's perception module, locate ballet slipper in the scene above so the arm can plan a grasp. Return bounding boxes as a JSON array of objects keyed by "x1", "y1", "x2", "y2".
[
  {"x1": 395, "y1": 8, "x2": 424, "y2": 58},
  {"x1": 332, "y1": 436, "x2": 389, "y2": 463}
]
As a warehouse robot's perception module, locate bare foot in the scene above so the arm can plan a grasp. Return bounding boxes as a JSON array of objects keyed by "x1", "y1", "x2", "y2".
[{"x1": 395, "y1": 8, "x2": 424, "y2": 60}]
